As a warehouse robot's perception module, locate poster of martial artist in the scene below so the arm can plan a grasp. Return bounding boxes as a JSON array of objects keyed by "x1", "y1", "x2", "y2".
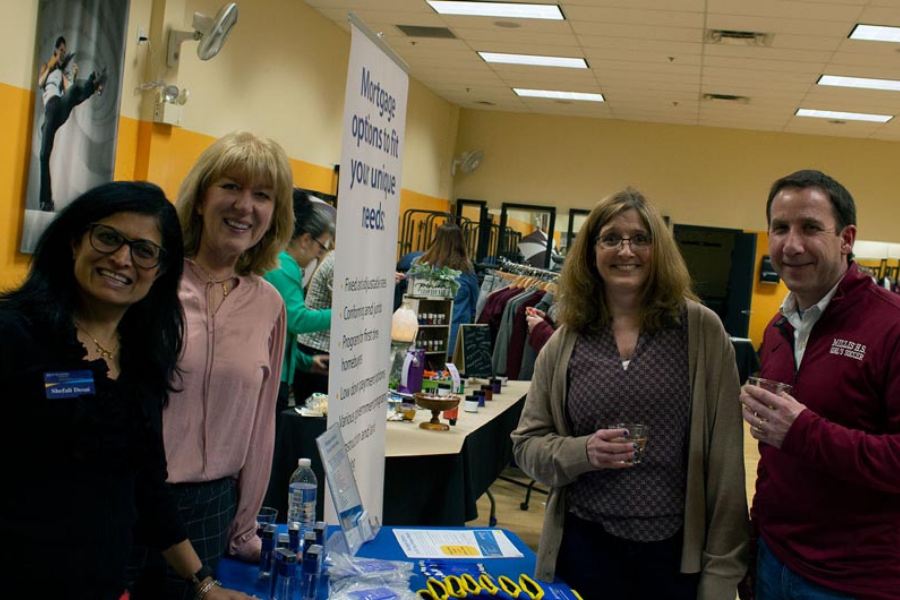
[{"x1": 21, "y1": 0, "x2": 129, "y2": 253}]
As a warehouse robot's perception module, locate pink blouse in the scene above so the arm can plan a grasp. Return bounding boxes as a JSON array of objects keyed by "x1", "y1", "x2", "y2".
[{"x1": 163, "y1": 259, "x2": 286, "y2": 560}]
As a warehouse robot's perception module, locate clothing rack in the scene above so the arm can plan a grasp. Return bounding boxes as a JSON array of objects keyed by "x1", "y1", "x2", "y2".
[
  {"x1": 488, "y1": 256, "x2": 557, "y2": 507},
  {"x1": 496, "y1": 257, "x2": 558, "y2": 278}
]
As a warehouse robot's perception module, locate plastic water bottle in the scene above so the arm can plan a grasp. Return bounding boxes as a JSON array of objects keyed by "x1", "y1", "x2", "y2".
[{"x1": 288, "y1": 458, "x2": 317, "y2": 538}]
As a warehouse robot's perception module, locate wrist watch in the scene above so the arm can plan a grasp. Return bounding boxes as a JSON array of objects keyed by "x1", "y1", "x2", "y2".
[{"x1": 190, "y1": 564, "x2": 214, "y2": 586}]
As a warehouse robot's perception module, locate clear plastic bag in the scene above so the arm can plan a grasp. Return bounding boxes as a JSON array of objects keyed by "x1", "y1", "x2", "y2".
[
  {"x1": 327, "y1": 553, "x2": 416, "y2": 597},
  {"x1": 327, "y1": 553, "x2": 413, "y2": 581},
  {"x1": 328, "y1": 581, "x2": 418, "y2": 600}
]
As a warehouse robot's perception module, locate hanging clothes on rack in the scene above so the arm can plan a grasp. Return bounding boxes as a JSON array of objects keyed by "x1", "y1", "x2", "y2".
[
  {"x1": 474, "y1": 269, "x2": 514, "y2": 322},
  {"x1": 493, "y1": 284, "x2": 545, "y2": 376},
  {"x1": 477, "y1": 276, "x2": 521, "y2": 344},
  {"x1": 480, "y1": 258, "x2": 559, "y2": 378}
]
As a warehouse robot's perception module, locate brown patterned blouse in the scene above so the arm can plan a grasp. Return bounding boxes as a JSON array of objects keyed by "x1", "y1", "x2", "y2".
[{"x1": 565, "y1": 314, "x2": 690, "y2": 542}]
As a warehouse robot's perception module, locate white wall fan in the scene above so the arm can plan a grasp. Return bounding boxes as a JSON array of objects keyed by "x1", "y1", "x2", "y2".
[
  {"x1": 167, "y1": 3, "x2": 239, "y2": 68},
  {"x1": 451, "y1": 150, "x2": 485, "y2": 176}
]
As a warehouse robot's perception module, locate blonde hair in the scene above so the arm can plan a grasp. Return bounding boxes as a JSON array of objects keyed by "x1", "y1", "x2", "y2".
[
  {"x1": 177, "y1": 131, "x2": 295, "y2": 275},
  {"x1": 558, "y1": 187, "x2": 695, "y2": 334}
]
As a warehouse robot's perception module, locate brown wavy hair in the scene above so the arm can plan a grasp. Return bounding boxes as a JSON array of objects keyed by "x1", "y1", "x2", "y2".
[
  {"x1": 419, "y1": 223, "x2": 474, "y2": 273},
  {"x1": 557, "y1": 187, "x2": 695, "y2": 334},
  {"x1": 177, "y1": 131, "x2": 295, "y2": 276}
]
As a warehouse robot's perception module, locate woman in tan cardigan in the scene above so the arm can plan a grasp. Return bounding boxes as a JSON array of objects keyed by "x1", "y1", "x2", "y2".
[{"x1": 512, "y1": 188, "x2": 748, "y2": 599}]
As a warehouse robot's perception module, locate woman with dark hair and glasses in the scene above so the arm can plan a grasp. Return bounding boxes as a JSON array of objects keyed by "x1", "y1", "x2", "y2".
[
  {"x1": 0, "y1": 182, "x2": 250, "y2": 600},
  {"x1": 512, "y1": 188, "x2": 749, "y2": 600},
  {"x1": 264, "y1": 188, "x2": 335, "y2": 415}
]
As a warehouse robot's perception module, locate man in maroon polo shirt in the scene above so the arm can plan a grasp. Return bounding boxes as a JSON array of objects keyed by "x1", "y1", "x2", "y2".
[{"x1": 740, "y1": 170, "x2": 900, "y2": 599}]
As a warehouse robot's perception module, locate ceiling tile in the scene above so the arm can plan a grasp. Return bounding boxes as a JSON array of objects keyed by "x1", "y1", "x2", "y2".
[
  {"x1": 708, "y1": 0, "x2": 863, "y2": 21},
  {"x1": 703, "y1": 56, "x2": 826, "y2": 74},
  {"x1": 572, "y1": 22, "x2": 703, "y2": 42},
  {"x1": 562, "y1": 0, "x2": 706, "y2": 11},
  {"x1": 564, "y1": 6, "x2": 704, "y2": 28},
  {"x1": 302, "y1": 0, "x2": 900, "y2": 140},
  {"x1": 703, "y1": 45, "x2": 833, "y2": 63},
  {"x1": 856, "y1": 6, "x2": 900, "y2": 25}
]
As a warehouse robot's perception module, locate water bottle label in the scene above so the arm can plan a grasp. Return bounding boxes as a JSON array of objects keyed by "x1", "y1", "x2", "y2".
[{"x1": 291, "y1": 486, "x2": 316, "y2": 505}]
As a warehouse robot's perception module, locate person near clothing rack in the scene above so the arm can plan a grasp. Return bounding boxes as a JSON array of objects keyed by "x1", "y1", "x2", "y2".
[
  {"x1": 414, "y1": 222, "x2": 479, "y2": 356},
  {"x1": 512, "y1": 187, "x2": 748, "y2": 599}
]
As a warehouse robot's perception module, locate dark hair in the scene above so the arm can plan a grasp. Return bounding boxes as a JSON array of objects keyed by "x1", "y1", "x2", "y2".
[
  {"x1": 766, "y1": 169, "x2": 856, "y2": 264},
  {"x1": 55, "y1": 36, "x2": 66, "y2": 49},
  {"x1": 291, "y1": 188, "x2": 335, "y2": 241},
  {"x1": 0, "y1": 181, "x2": 185, "y2": 406},
  {"x1": 419, "y1": 222, "x2": 473, "y2": 273},
  {"x1": 766, "y1": 169, "x2": 856, "y2": 230}
]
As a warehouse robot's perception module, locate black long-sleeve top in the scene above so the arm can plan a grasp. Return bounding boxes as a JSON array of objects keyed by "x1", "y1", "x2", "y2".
[{"x1": 0, "y1": 308, "x2": 186, "y2": 599}]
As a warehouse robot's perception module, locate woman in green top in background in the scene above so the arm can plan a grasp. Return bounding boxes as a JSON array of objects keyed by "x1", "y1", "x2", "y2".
[{"x1": 264, "y1": 189, "x2": 335, "y2": 416}]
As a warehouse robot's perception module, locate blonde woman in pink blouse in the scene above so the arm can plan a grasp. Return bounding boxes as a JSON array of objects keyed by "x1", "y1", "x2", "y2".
[{"x1": 130, "y1": 131, "x2": 293, "y2": 600}]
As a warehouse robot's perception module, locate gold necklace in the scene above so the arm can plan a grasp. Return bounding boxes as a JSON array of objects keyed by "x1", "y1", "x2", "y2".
[
  {"x1": 190, "y1": 260, "x2": 234, "y2": 299},
  {"x1": 75, "y1": 321, "x2": 118, "y2": 361}
]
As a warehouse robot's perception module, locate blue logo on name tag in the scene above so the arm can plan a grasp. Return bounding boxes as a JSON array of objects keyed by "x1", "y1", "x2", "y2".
[{"x1": 44, "y1": 370, "x2": 96, "y2": 399}]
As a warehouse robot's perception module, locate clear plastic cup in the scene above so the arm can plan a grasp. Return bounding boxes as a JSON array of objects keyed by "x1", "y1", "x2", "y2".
[
  {"x1": 747, "y1": 376, "x2": 792, "y2": 396},
  {"x1": 608, "y1": 423, "x2": 648, "y2": 464}
]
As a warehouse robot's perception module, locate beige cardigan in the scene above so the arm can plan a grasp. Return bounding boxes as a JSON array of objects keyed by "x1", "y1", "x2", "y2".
[{"x1": 511, "y1": 300, "x2": 749, "y2": 600}]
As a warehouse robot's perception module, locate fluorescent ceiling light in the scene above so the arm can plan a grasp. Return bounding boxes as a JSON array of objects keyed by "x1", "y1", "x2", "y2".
[
  {"x1": 849, "y1": 24, "x2": 900, "y2": 43},
  {"x1": 514, "y1": 88, "x2": 604, "y2": 102},
  {"x1": 796, "y1": 108, "x2": 892, "y2": 123},
  {"x1": 479, "y1": 52, "x2": 587, "y2": 68},
  {"x1": 427, "y1": 1, "x2": 564, "y2": 20},
  {"x1": 818, "y1": 74, "x2": 900, "y2": 91}
]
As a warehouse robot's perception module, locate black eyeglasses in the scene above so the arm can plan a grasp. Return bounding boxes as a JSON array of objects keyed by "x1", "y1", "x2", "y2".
[
  {"x1": 595, "y1": 233, "x2": 652, "y2": 251},
  {"x1": 312, "y1": 237, "x2": 331, "y2": 254},
  {"x1": 87, "y1": 223, "x2": 166, "y2": 269}
]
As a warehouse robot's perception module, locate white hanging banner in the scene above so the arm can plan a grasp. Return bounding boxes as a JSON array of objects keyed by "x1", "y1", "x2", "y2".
[{"x1": 326, "y1": 13, "x2": 408, "y2": 526}]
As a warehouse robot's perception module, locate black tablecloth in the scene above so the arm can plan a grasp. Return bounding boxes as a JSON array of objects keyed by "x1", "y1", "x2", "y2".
[{"x1": 264, "y1": 395, "x2": 525, "y2": 526}]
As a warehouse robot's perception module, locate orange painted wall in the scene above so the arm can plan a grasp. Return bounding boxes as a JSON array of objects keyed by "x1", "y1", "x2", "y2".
[
  {"x1": 748, "y1": 230, "x2": 789, "y2": 348},
  {"x1": 0, "y1": 82, "x2": 34, "y2": 290},
  {"x1": 400, "y1": 189, "x2": 450, "y2": 217},
  {"x1": 396, "y1": 189, "x2": 451, "y2": 259},
  {"x1": 136, "y1": 125, "x2": 337, "y2": 202}
]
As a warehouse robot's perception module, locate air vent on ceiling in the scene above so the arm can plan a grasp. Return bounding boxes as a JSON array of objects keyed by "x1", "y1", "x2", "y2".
[
  {"x1": 702, "y1": 93, "x2": 751, "y2": 104},
  {"x1": 705, "y1": 29, "x2": 773, "y2": 46},
  {"x1": 474, "y1": 100, "x2": 496, "y2": 106},
  {"x1": 396, "y1": 25, "x2": 456, "y2": 39}
]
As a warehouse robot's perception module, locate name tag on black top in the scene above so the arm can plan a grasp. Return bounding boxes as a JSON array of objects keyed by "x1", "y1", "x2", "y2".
[{"x1": 44, "y1": 370, "x2": 95, "y2": 399}]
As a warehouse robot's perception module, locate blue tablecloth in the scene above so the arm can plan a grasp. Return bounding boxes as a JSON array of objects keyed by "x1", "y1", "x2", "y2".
[{"x1": 216, "y1": 525, "x2": 576, "y2": 598}]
